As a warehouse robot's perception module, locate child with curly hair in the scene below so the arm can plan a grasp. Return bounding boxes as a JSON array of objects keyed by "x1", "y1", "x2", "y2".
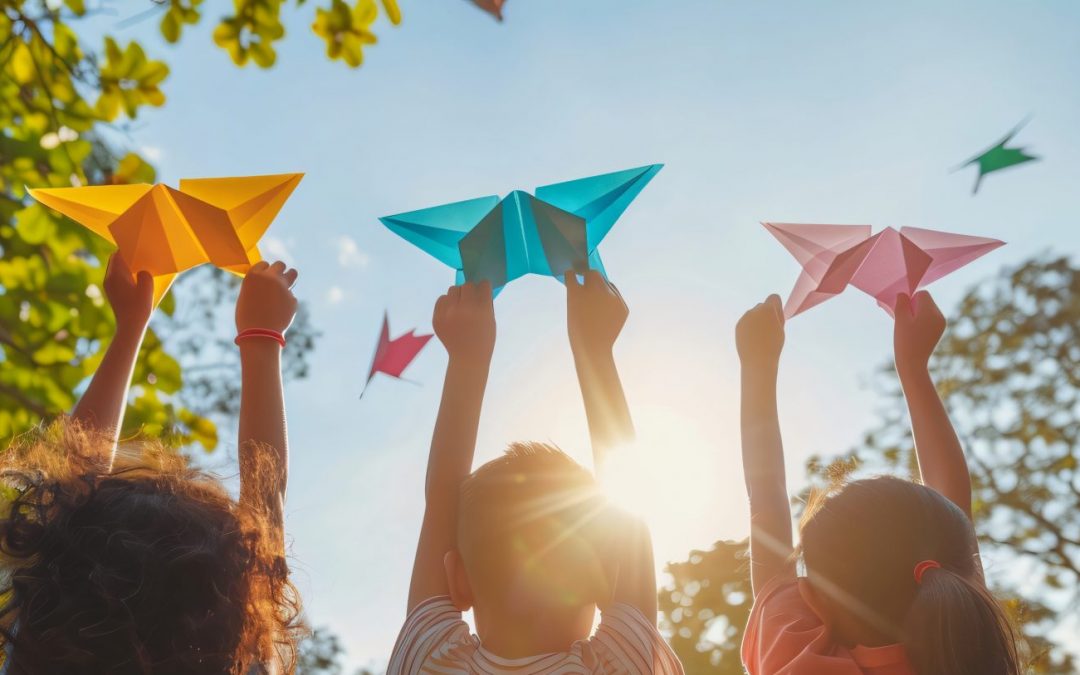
[{"x1": 0, "y1": 257, "x2": 304, "y2": 675}]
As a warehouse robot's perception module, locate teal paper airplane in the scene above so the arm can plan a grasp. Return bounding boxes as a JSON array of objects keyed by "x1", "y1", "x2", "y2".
[
  {"x1": 379, "y1": 164, "x2": 662, "y2": 293},
  {"x1": 958, "y1": 120, "x2": 1039, "y2": 194}
]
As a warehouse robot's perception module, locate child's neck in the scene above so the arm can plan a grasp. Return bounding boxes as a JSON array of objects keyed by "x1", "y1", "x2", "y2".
[{"x1": 476, "y1": 604, "x2": 594, "y2": 659}]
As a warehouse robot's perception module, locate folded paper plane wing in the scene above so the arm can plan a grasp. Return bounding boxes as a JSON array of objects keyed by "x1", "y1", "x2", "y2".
[
  {"x1": 29, "y1": 173, "x2": 303, "y2": 305},
  {"x1": 765, "y1": 222, "x2": 1004, "y2": 317},
  {"x1": 379, "y1": 164, "x2": 661, "y2": 295}
]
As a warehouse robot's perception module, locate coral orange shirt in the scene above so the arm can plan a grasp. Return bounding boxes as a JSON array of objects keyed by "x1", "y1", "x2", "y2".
[{"x1": 741, "y1": 577, "x2": 914, "y2": 675}]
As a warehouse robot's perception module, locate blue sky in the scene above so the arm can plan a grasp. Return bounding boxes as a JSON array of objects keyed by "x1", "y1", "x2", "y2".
[{"x1": 73, "y1": 0, "x2": 1080, "y2": 668}]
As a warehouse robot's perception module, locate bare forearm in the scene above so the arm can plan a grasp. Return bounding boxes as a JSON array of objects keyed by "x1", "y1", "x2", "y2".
[
  {"x1": 740, "y1": 365, "x2": 794, "y2": 594},
  {"x1": 409, "y1": 356, "x2": 489, "y2": 609},
  {"x1": 238, "y1": 341, "x2": 288, "y2": 531},
  {"x1": 71, "y1": 322, "x2": 147, "y2": 450},
  {"x1": 572, "y1": 349, "x2": 634, "y2": 471},
  {"x1": 606, "y1": 513, "x2": 658, "y2": 617},
  {"x1": 899, "y1": 367, "x2": 972, "y2": 517},
  {"x1": 425, "y1": 357, "x2": 490, "y2": 499}
]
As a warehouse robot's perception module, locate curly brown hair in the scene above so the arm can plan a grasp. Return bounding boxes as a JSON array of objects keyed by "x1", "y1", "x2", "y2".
[{"x1": 0, "y1": 420, "x2": 304, "y2": 675}]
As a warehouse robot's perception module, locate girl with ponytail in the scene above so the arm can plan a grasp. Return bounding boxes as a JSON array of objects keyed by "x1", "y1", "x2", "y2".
[{"x1": 735, "y1": 291, "x2": 1021, "y2": 675}]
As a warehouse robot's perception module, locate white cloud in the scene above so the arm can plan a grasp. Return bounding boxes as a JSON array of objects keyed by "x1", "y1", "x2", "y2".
[
  {"x1": 261, "y1": 236, "x2": 294, "y2": 265},
  {"x1": 327, "y1": 286, "x2": 345, "y2": 304},
  {"x1": 336, "y1": 235, "x2": 370, "y2": 268},
  {"x1": 140, "y1": 145, "x2": 163, "y2": 161}
]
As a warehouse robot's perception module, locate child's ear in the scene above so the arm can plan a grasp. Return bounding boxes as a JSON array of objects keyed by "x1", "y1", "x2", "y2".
[{"x1": 444, "y1": 549, "x2": 474, "y2": 611}]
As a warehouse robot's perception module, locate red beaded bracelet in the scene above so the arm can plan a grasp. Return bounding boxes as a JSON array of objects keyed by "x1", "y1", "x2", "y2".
[{"x1": 235, "y1": 328, "x2": 286, "y2": 348}]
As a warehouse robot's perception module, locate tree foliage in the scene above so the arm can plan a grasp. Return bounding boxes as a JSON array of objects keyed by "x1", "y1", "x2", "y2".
[
  {"x1": 1, "y1": 1, "x2": 323, "y2": 448},
  {"x1": 296, "y1": 627, "x2": 377, "y2": 675},
  {"x1": 659, "y1": 540, "x2": 751, "y2": 675},
  {"x1": 161, "y1": 0, "x2": 402, "y2": 69},
  {"x1": 663, "y1": 256, "x2": 1080, "y2": 673}
]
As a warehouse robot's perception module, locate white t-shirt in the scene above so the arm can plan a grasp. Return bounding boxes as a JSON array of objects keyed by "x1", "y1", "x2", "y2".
[{"x1": 387, "y1": 597, "x2": 684, "y2": 675}]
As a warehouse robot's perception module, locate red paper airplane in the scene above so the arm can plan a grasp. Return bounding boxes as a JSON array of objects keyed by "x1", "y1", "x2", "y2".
[
  {"x1": 363, "y1": 313, "x2": 433, "y2": 395},
  {"x1": 470, "y1": 0, "x2": 505, "y2": 21}
]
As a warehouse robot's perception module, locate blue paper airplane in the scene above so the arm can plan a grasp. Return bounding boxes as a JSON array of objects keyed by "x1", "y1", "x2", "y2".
[{"x1": 379, "y1": 164, "x2": 663, "y2": 292}]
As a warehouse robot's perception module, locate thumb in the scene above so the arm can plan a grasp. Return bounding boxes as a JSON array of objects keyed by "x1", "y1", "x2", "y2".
[
  {"x1": 894, "y1": 293, "x2": 912, "y2": 320},
  {"x1": 765, "y1": 294, "x2": 784, "y2": 321},
  {"x1": 135, "y1": 271, "x2": 154, "y2": 294}
]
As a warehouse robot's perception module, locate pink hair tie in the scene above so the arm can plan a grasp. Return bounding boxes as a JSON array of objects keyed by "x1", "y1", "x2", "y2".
[{"x1": 913, "y1": 560, "x2": 941, "y2": 584}]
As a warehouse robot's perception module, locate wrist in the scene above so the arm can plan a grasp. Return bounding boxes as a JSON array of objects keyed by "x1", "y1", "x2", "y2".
[
  {"x1": 236, "y1": 327, "x2": 286, "y2": 348},
  {"x1": 740, "y1": 356, "x2": 780, "y2": 378},
  {"x1": 571, "y1": 342, "x2": 615, "y2": 364},
  {"x1": 114, "y1": 315, "x2": 150, "y2": 338},
  {"x1": 238, "y1": 338, "x2": 283, "y2": 360},
  {"x1": 447, "y1": 351, "x2": 493, "y2": 371},
  {"x1": 895, "y1": 358, "x2": 931, "y2": 383}
]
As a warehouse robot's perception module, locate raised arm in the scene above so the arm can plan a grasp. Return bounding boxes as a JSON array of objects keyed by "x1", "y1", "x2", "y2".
[
  {"x1": 736, "y1": 295, "x2": 792, "y2": 596},
  {"x1": 408, "y1": 282, "x2": 495, "y2": 612},
  {"x1": 893, "y1": 291, "x2": 972, "y2": 519},
  {"x1": 235, "y1": 261, "x2": 299, "y2": 543},
  {"x1": 71, "y1": 254, "x2": 154, "y2": 463},
  {"x1": 566, "y1": 271, "x2": 634, "y2": 468},
  {"x1": 565, "y1": 271, "x2": 655, "y2": 617}
]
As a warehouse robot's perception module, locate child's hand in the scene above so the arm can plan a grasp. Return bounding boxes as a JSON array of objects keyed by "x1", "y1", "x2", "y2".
[
  {"x1": 103, "y1": 254, "x2": 154, "y2": 331},
  {"x1": 235, "y1": 261, "x2": 299, "y2": 334},
  {"x1": 736, "y1": 294, "x2": 785, "y2": 369},
  {"x1": 893, "y1": 291, "x2": 945, "y2": 377},
  {"x1": 433, "y1": 281, "x2": 496, "y2": 364},
  {"x1": 566, "y1": 270, "x2": 628, "y2": 359}
]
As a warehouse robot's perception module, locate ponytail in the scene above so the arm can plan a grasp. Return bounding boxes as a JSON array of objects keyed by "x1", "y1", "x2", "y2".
[{"x1": 903, "y1": 567, "x2": 1022, "y2": 675}]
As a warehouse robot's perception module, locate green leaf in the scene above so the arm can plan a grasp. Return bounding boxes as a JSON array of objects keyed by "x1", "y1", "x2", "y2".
[
  {"x1": 250, "y1": 41, "x2": 277, "y2": 67},
  {"x1": 114, "y1": 153, "x2": 157, "y2": 184},
  {"x1": 382, "y1": 0, "x2": 402, "y2": 25},
  {"x1": 161, "y1": 12, "x2": 181, "y2": 43},
  {"x1": 14, "y1": 204, "x2": 56, "y2": 244},
  {"x1": 11, "y1": 42, "x2": 35, "y2": 84},
  {"x1": 145, "y1": 348, "x2": 182, "y2": 394}
]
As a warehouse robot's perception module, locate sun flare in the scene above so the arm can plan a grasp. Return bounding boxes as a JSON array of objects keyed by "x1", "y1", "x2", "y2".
[{"x1": 597, "y1": 406, "x2": 733, "y2": 565}]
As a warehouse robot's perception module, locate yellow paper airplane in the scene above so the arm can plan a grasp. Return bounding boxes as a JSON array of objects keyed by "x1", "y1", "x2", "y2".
[{"x1": 28, "y1": 173, "x2": 303, "y2": 305}]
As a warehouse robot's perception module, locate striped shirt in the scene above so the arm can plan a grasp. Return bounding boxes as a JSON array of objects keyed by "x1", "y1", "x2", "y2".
[{"x1": 388, "y1": 597, "x2": 684, "y2": 675}]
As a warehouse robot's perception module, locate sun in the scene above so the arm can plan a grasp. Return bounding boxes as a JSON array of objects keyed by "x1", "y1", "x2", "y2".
[{"x1": 597, "y1": 405, "x2": 729, "y2": 566}]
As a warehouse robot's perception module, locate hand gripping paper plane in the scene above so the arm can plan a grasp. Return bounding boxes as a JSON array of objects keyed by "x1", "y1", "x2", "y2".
[
  {"x1": 764, "y1": 223, "x2": 1004, "y2": 318},
  {"x1": 29, "y1": 173, "x2": 303, "y2": 304},
  {"x1": 362, "y1": 313, "x2": 433, "y2": 397},
  {"x1": 379, "y1": 164, "x2": 662, "y2": 293}
]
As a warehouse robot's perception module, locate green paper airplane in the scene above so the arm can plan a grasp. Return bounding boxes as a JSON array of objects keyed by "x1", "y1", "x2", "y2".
[{"x1": 958, "y1": 120, "x2": 1039, "y2": 194}]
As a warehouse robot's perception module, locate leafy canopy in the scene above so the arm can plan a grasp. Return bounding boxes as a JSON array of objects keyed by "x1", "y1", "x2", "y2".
[{"x1": 0, "y1": 0, "x2": 365, "y2": 447}]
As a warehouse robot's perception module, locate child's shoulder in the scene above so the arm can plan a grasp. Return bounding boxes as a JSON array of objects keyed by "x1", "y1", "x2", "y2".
[
  {"x1": 742, "y1": 578, "x2": 913, "y2": 675},
  {"x1": 388, "y1": 597, "x2": 476, "y2": 673}
]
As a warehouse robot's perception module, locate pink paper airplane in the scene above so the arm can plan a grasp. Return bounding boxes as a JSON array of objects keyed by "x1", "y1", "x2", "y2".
[
  {"x1": 363, "y1": 313, "x2": 433, "y2": 395},
  {"x1": 764, "y1": 223, "x2": 1005, "y2": 318}
]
